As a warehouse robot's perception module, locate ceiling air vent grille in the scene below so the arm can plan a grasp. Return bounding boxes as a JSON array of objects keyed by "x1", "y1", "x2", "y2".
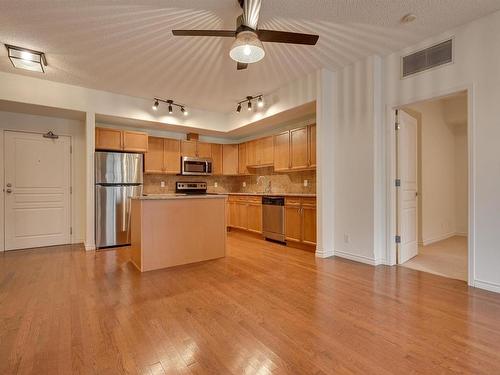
[{"x1": 402, "y1": 39, "x2": 453, "y2": 78}]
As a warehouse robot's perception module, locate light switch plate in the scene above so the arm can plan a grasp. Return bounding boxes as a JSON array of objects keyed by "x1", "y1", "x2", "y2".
[
  {"x1": 214, "y1": 182, "x2": 218, "y2": 187},
  {"x1": 303, "y1": 179, "x2": 308, "y2": 187},
  {"x1": 243, "y1": 182, "x2": 246, "y2": 187},
  {"x1": 160, "y1": 181, "x2": 165, "y2": 188}
]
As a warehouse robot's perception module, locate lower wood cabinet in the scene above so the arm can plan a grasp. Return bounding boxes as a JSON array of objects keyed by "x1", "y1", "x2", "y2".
[
  {"x1": 285, "y1": 197, "x2": 316, "y2": 245},
  {"x1": 228, "y1": 195, "x2": 261, "y2": 233}
]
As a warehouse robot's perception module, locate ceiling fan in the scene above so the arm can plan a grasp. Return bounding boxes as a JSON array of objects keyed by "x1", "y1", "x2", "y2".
[{"x1": 172, "y1": 0, "x2": 319, "y2": 70}]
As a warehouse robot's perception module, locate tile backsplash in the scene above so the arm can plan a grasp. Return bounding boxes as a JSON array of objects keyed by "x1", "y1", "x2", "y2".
[{"x1": 143, "y1": 168, "x2": 316, "y2": 195}]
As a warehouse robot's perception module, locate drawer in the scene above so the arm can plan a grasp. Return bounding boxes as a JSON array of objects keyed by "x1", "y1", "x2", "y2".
[
  {"x1": 301, "y1": 197, "x2": 316, "y2": 207},
  {"x1": 285, "y1": 197, "x2": 302, "y2": 206},
  {"x1": 245, "y1": 196, "x2": 262, "y2": 204}
]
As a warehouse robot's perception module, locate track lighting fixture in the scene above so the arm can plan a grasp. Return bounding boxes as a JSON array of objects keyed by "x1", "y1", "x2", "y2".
[
  {"x1": 152, "y1": 98, "x2": 188, "y2": 116},
  {"x1": 235, "y1": 94, "x2": 264, "y2": 114}
]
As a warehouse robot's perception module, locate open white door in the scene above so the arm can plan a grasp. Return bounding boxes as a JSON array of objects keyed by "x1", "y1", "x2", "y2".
[
  {"x1": 4, "y1": 131, "x2": 71, "y2": 250},
  {"x1": 397, "y1": 110, "x2": 418, "y2": 263}
]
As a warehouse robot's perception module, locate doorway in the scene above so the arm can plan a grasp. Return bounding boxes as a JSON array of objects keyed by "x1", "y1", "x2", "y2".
[
  {"x1": 395, "y1": 91, "x2": 469, "y2": 281},
  {"x1": 4, "y1": 130, "x2": 72, "y2": 250}
]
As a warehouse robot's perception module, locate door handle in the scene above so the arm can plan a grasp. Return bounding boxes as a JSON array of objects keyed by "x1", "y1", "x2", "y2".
[
  {"x1": 6, "y1": 183, "x2": 12, "y2": 187},
  {"x1": 5, "y1": 189, "x2": 12, "y2": 193}
]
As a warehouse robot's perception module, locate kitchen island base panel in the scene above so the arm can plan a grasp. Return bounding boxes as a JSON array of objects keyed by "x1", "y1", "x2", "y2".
[{"x1": 131, "y1": 197, "x2": 226, "y2": 272}]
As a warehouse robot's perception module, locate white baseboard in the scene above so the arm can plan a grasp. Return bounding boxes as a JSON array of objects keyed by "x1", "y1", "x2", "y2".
[
  {"x1": 84, "y1": 241, "x2": 96, "y2": 251},
  {"x1": 315, "y1": 248, "x2": 334, "y2": 258},
  {"x1": 334, "y1": 250, "x2": 381, "y2": 266},
  {"x1": 473, "y1": 279, "x2": 500, "y2": 294},
  {"x1": 422, "y1": 232, "x2": 458, "y2": 246},
  {"x1": 455, "y1": 232, "x2": 468, "y2": 237}
]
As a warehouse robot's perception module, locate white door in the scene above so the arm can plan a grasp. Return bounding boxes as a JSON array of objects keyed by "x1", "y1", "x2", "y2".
[
  {"x1": 4, "y1": 131, "x2": 71, "y2": 250},
  {"x1": 397, "y1": 110, "x2": 418, "y2": 263}
]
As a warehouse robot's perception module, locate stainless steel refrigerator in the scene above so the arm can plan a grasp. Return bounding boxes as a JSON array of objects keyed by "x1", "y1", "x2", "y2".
[{"x1": 95, "y1": 151, "x2": 143, "y2": 248}]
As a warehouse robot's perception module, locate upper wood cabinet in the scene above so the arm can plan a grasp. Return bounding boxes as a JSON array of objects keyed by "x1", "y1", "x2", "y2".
[
  {"x1": 180, "y1": 140, "x2": 197, "y2": 157},
  {"x1": 197, "y1": 142, "x2": 212, "y2": 158},
  {"x1": 238, "y1": 143, "x2": 248, "y2": 175},
  {"x1": 223, "y1": 144, "x2": 239, "y2": 175},
  {"x1": 95, "y1": 128, "x2": 122, "y2": 151},
  {"x1": 211, "y1": 143, "x2": 223, "y2": 175},
  {"x1": 123, "y1": 131, "x2": 149, "y2": 153},
  {"x1": 274, "y1": 131, "x2": 290, "y2": 171},
  {"x1": 144, "y1": 136, "x2": 180, "y2": 174},
  {"x1": 309, "y1": 124, "x2": 316, "y2": 168},
  {"x1": 272, "y1": 124, "x2": 316, "y2": 172},
  {"x1": 246, "y1": 136, "x2": 274, "y2": 167},
  {"x1": 290, "y1": 127, "x2": 309, "y2": 170},
  {"x1": 95, "y1": 127, "x2": 148, "y2": 153}
]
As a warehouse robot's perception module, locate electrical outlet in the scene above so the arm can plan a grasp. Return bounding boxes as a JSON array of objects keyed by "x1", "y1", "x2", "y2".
[
  {"x1": 214, "y1": 182, "x2": 218, "y2": 188},
  {"x1": 344, "y1": 233, "x2": 350, "y2": 243},
  {"x1": 242, "y1": 181, "x2": 246, "y2": 187},
  {"x1": 303, "y1": 179, "x2": 308, "y2": 187},
  {"x1": 160, "y1": 181, "x2": 165, "y2": 188}
]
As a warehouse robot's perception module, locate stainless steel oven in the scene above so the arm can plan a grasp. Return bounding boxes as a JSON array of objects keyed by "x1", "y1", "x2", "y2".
[{"x1": 181, "y1": 156, "x2": 212, "y2": 175}]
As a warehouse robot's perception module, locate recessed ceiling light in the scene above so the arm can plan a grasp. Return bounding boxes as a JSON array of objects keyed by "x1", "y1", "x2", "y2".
[
  {"x1": 401, "y1": 13, "x2": 417, "y2": 24},
  {"x1": 5, "y1": 44, "x2": 47, "y2": 73}
]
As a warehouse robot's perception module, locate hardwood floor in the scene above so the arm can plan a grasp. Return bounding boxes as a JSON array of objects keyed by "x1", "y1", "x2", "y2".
[{"x1": 1, "y1": 232, "x2": 500, "y2": 374}]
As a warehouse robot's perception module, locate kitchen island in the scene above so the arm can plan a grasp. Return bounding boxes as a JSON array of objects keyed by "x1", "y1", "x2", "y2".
[{"x1": 130, "y1": 194, "x2": 227, "y2": 272}]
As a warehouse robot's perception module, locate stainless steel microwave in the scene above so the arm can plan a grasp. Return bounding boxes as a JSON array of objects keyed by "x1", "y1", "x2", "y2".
[{"x1": 181, "y1": 156, "x2": 212, "y2": 175}]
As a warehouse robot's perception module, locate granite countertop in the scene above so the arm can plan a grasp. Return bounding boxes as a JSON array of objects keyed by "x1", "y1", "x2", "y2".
[
  {"x1": 135, "y1": 194, "x2": 228, "y2": 200},
  {"x1": 211, "y1": 192, "x2": 317, "y2": 197}
]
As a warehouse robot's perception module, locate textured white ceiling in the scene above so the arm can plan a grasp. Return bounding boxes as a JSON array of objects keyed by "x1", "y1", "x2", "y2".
[{"x1": 0, "y1": 1, "x2": 499, "y2": 113}]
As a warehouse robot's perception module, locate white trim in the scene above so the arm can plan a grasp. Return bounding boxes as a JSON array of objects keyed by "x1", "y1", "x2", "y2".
[
  {"x1": 421, "y1": 232, "x2": 457, "y2": 246},
  {"x1": 84, "y1": 242, "x2": 96, "y2": 251},
  {"x1": 315, "y1": 248, "x2": 334, "y2": 258},
  {"x1": 334, "y1": 250, "x2": 384, "y2": 266},
  {"x1": 473, "y1": 279, "x2": 500, "y2": 294},
  {"x1": 385, "y1": 83, "x2": 475, "y2": 287}
]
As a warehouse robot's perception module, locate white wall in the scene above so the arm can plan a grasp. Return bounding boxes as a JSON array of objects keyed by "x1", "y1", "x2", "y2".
[
  {"x1": 384, "y1": 10, "x2": 500, "y2": 292},
  {"x1": 0, "y1": 111, "x2": 86, "y2": 249},
  {"x1": 408, "y1": 100, "x2": 458, "y2": 245}
]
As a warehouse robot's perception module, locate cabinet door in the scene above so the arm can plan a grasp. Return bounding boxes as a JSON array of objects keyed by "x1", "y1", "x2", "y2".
[
  {"x1": 247, "y1": 203, "x2": 262, "y2": 233},
  {"x1": 274, "y1": 131, "x2": 290, "y2": 171},
  {"x1": 309, "y1": 124, "x2": 316, "y2": 168},
  {"x1": 285, "y1": 206, "x2": 302, "y2": 242},
  {"x1": 223, "y1": 144, "x2": 239, "y2": 175},
  {"x1": 181, "y1": 140, "x2": 197, "y2": 157},
  {"x1": 144, "y1": 137, "x2": 164, "y2": 173},
  {"x1": 164, "y1": 138, "x2": 181, "y2": 174},
  {"x1": 95, "y1": 128, "x2": 122, "y2": 151},
  {"x1": 237, "y1": 202, "x2": 248, "y2": 229},
  {"x1": 290, "y1": 127, "x2": 309, "y2": 170},
  {"x1": 302, "y1": 205, "x2": 317, "y2": 245},
  {"x1": 259, "y1": 136, "x2": 274, "y2": 166},
  {"x1": 197, "y1": 142, "x2": 212, "y2": 158},
  {"x1": 123, "y1": 131, "x2": 148, "y2": 153},
  {"x1": 246, "y1": 140, "x2": 257, "y2": 166},
  {"x1": 211, "y1": 144, "x2": 223, "y2": 175},
  {"x1": 238, "y1": 143, "x2": 248, "y2": 175}
]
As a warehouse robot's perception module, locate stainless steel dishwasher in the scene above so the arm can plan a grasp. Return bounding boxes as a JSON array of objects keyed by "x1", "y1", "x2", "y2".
[{"x1": 262, "y1": 196, "x2": 285, "y2": 243}]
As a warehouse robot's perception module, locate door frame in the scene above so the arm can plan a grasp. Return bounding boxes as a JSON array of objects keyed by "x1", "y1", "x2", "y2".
[
  {"x1": 386, "y1": 84, "x2": 475, "y2": 286},
  {"x1": 1, "y1": 129, "x2": 73, "y2": 251}
]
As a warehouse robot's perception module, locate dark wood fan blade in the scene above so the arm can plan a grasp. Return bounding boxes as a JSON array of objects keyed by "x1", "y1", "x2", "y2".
[
  {"x1": 257, "y1": 30, "x2": 319, "y2": 45},
  {"x1": 237, "y1": 62, "x2": 248, "y2": 70},
  {"x1": 172, "y1": 30, "x2": 236, "y2": 37}
]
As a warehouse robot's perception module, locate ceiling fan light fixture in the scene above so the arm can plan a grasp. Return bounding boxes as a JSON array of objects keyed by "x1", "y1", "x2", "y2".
[{"x1": 229, "y1": 31, "x2": 265, "y2": 64}]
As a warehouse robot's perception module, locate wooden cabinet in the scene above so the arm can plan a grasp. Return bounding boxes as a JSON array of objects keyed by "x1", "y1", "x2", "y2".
[
  {"x1": 274, "y1": 131, "x2": 290, "y2": 171},
  {"x1": 227, "y1": 195, "x2": 262, "y2": 233},
  {"x1": 197, "y1": 142, "x2": 212, "y2": 158},
  {"x1": 144, "y1": 137, "x2": 180, "y2": 174},
  {"x1": 95, "y1": 128, "x2": 122, "y2": 151},
  {"x1": 144, "y1": 137, "x2": 164, "y2": 173},
  {"x1": 246, "y1": 136, "x2": 274, "y2": 167},
  {"x1": 309, "y1": 124, "x2": 316, "y2": 168},
  {"x1": 238, "y1": 143, "x2": 248, "y2": 175},
  {"x1": 180, "y1": 140, "x2": 198, "y2": 157},
  {"x1": 123, "y1": 131, "x2": 148, "y2": 153},
  {"x1": 95, "y1": 127, "x2": 148, "y2": 152},
  {"x1": 285, "y1": 197, "x2": 316, "y2": 245},
  {"x1": 290, "y1": 127, "x2": 309, "y2": 170},
  {"x1": 272, "y1": 124, "x2": 316, "y2": 171},
  {"x1": 223, "y1": 144, "x2": 239, "y2": 175},
  {"x1": 211, "y1": 144, "x2": 223, "y2": 175}
]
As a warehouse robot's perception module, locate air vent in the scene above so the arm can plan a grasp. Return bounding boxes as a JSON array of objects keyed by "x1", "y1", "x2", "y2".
[{"x1": 402, "y1": 39, "x2": 453, "y2": 78}]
